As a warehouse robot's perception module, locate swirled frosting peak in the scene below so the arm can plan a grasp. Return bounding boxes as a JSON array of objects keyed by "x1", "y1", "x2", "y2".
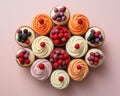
[
  {"x1": 66, "y1": 36, "x2": 88, "y2": 58},
  {"x1": 50, "y1": 70, "x2": 70, "y2": 89},
  {"x1": 32, "y1": 36, "x2": 54, "y2": 58},
  {"x1": 30, "y1": 59, "x2": 52, "y2": 80},
  {"x1": 32, "y1": 14, "x2": 53, "y2": 35},
  {"x1": 68, "y1": 14, "x2": 89, "y2": 35},
  {"x1": 68, "y1": 59, "x2": 89, "y2": 81}
]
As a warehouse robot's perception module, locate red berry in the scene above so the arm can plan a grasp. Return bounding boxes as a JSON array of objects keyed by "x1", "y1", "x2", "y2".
[
  {"x1": 25, "y1": 59, "x2": 30, "y2": 64},
  {"x1": 19, "y1": 52, "x2": 24, "y2": 58},
  {"x1": 60, "y1": 6, "x2": 66, "y2": 12},
  {"x1": 56, "y1": 25, "x2": 62, "y2": 30},
  {"x1": 58, "y1": 76, "x2": 64, "y2": 81},
  {"x1": 38, "y1": 18, "x2": 44, "y2": 24},
  {"x1": 63, "y1": 29, "x2": 68, "y2": 33},
  {"x1": 54, "y1": 39, "x2": 61, "y2": 45},
  {"x1": 74, "y1": 44, "x2": 80, "y2": 49},
  {"x1": 40, "y1": 42, "x2": 46, "y2": 47},
  {"x1": 63, "y1": 53, "x2": 69, "y2": 59},
  {"x1": 17, "y1": 29, "x2": 22, "y2": 34},
  {"x1": 77, "y1": 65, "x2": 81, "y2": 70},
  {"x1": 65, "y1": 59, "x2": 69, "y2": 65},
  {"x1": 25, "y1": 40, "x2": 30, "y2": 45},
  {"x1": 58, "y1": 33, "x2": 63, "y2": 38},
  {"x1": 19, "y1": 57, "x2": 24, "y2": 63},
  {"x1": 53, "y1": 34, "x2": 59, "y2": 39},
  {"x1": 97, "y1": 31, "x2": 101, "y2": 35},
  {"x1": 78, "y1": 19, "x2": 83, "y2": 24},
  {"x1": 58, "y1": 60, "x2": 62, "y2": 65},
  {"x1": 95, "y1": 32, "x2": 100, "y2": 38},
  {"x1": 50, "y1": 53, "x2": 54, "y2": 58},
  {"x1": 53, "y1": 63, "x2": 59, "y2": 68},
  {"x1": 90, "y1": 52, "x2": 94, "y2": 56},
  {"x1": 58, "y1": 55, "x2": 63, "y2": 59},
  {"x1": 94, "y1": 57, "x2": 99, "y2": 63},
  {"x1": 39, "y1": 64, "x2": 45, "y2": 69},
  {"x1": 64, "y1": 33, "x2": 69, "y2": 39}
]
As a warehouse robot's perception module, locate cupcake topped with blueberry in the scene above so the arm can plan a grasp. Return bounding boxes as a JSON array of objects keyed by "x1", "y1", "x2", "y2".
[
  {"x1": 15, "y1": 26, "x2": 35, "y2": 47},
  {"x1": 50, "y1": 48, "x2": 70, "y2": 69},
  {"x1": 50, "y1": 5, "x2": 70, "y2": 25},
  {"x1": 16, "y1": 48, "x2": 35, "y2": 68},
  {"x1": 50, "y1": 25, "x2": 70, "y2": 46},
  {"x1": 85, "y1": 48, "x2": 104, "y2": 68},
  {"x1": 85, "y1": 27, "x2": 105, "y2": 47}
]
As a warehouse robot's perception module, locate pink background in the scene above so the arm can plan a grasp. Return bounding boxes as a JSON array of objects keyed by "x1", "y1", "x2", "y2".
[{"x1": 0, "y1": 0, "x2": 120, "y2": 96}]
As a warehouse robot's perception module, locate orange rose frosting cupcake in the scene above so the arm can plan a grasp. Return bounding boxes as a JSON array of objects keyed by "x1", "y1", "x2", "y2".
[
  {"x1": 68, "y1": 59, "x2": 89, "y2": 81},
  {"x1": 68, "y1": 14, "x2": 89, "y2": 35},
  {"x1": 32, "y1": 14, "x2": 53, "y2": 35}
]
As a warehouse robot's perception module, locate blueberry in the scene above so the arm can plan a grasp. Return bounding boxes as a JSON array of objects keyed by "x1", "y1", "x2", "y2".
[
  {"x1": 17, "y1": 38, "x2": 21, "y2": 42},
  {"x1": 61, "y1": 16, "x2": 66, "y2": 21},
  {"x1": 90, "y1": 40, "x2": 95, "y2": 44},
  {"x1": 52, "y1": 15, "x2": 57, "y2": 20},
  {"x1": 60, "y1": 12, "x2": 64, "y2": 16},
  {"x1": 95, "y1": 38, "x2": 99, "y2": 43},
  {"x1": 23, "y1": 29, "x2": 28, "y2": 34},
  {"x1": 90, "y1": 33, "x2": 95, "y2": 39},
  {"x1": 22, "y1": 49, "x2": 27, "y2": 54},
  {"x1": 20, "y1": 39, "x2": 25, "y2": 43},
  {"x1": 89, "y1": 61, "x2": 94, "y2": 65},
  {"x1": 95, "y1": 52, "x2": 100, "y2": 57},
  {"x1": 22, "y1": 33, "x2": 28, "y2": 40},
  {"x1": 87, "y1": 36, "x2": 91, "y2": 41},
  {"x1": 27, "y1": 32, "x2": 31, "y2": 36},
  {"x1": 18, "y1": 34, "x2": 23, "y2": 39},
  {"x1": 54, "y1": 8, "x2": 59, "y2": 13},
  {"x1": 55, "y1": 12, "x2": 61, "y2": 17},
  {"x1": 24, "y1": 54, "x2": 28, "y2": 59},
  {"x1": 90, "y1": 29, "x2": 95, "y2": 34},
  {"x1": 56, "y1": 17, "x2": 62, "y2": 22}
]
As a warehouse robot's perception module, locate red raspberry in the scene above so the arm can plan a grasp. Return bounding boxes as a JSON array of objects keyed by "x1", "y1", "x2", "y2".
[
  {"x1": 54, "y1": 39, "x2": 61, "y2": 45},
  {"x1": 40, "y1": 42, "x2": 46, "y2": 47},
  {"x1": 63, "y1": 53, "x2": 69, "y2": 59},
  {"x1": 78, "y1": 19, "x2": 83, "y2": 24},
  {"x1": 39, "y1": 64, "x2": 45, "y2": 69},
  {"x1": 58, "y1": 76, "x2": 64, "y2": 81},
  {"x1": 53, "y1": 34, "x2": 59, "y2": 39},
  {"x1": 25, "y1": 59, "x2": 30, "y2": 64},
  {"x1": 64, "y1": 33, "x2": 69, "y2": 39},
  {"x1": 38, "y1": 18, "x2": 44, "y2": 24},
  {"x1": 25, "y1": 40, "x2": 30, "y2": 45},
  {"x1": 74, "y1": 44, "x2": 80, "y2": 49},
  {"x1": 58, "y1": 33, "x2": 63, "y2": 38},
  {"x1": 77, "y1": 65, "x2": 81, "y2": 70},
  {"x1": 94, "y1": 57, "x2": 99, "y2": 63},
  {"x1": 58, "y1": 55, "x2": 63, "y2": 59},
  {"x1": 53, "y1": 63, "x2": 59, "y2": 68},
  {"x1": 58, "y1": 60, "x2": 62, "y2": 65},
  {"x1": 63, "y1": 29, "x2": 68, "y2": 33},
  {"x1": 19, "y1": 52, "x2": 24, "y2": 58},
  {"x1": 65, "y1": 59, "x2": 69, "y2": 65},
  {"x1": 19, "y1": 57, "x2": 24, "y2": 63},
  {"x1": 56, "y1": 25, "x2": 62, "y2": 30}
]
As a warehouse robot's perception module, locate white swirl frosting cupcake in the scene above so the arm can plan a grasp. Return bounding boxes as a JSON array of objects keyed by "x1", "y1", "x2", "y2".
[
  {"x1": 30, "y1": 59, "x2": 52, "y2": 80},
  {"x1": 66, "y1": 36, "x2": 88, "y2": 58},
  {"x1": 50, "y1": 70, "x2": 70, "y2": 89},
  {"x1": 32, "y1": 36, "x2": 54, "y2": 58}
]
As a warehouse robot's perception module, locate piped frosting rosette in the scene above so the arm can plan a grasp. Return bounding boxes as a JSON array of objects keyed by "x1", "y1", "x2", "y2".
[
  {"x1": 50, "y1": 70, "x2": 70, "y2": 89},
  {"x1": 68, "y1": 59, "x2": 89, "y2": 81},
  {"x1": 68, "y1": 14, "x2": 89, "y2": 35},
  {"x1": 32, "y1": 14, "x2": 53, "y2": 35},
  {"x1": 30, "y1": 59, "x2": 52, "y2": 80},
  {"x1": 66, "y1": 36, "x2": 88, "y2": 58},
  {"x1": 32, "y1": 36, "x2": 54, "y2": 58}
]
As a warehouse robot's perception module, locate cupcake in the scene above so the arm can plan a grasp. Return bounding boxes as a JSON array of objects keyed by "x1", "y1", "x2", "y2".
[
  {"x1": 50, "y1": 25, "x2": 70, "y2": 46},
  {"x1": 66, "y1": 36, "x2": 88, "y2": 58},
  {"x1": 50, "y1": 5, "x2": 70, "y2": 25},
  {"x1": 32, "y1": 14, "x2": 53, "y2": 35},
  {"x1": 49, "y1": 48, "x2": 70, "y2": 69},
  {"x1": 85, "y1": 27, "x2": 105, "y2": 47},
  {"x1": 30, "y1": 59, "x2": 52, "y2": 80},
  {"x1": 68, "y1": 59, "x2": 89, "y2": 81},
  {"x1": 50, "y1": 70, "x2": 70, "y2": 89},
  {"x1": 15, "y1": 26, "x2": 35, "y2": 47},
  {"x1": 16, "y1": 48, "x2": 35, "y2": 68},
  {"x1": 32, "y1": 36, "x2": 54, "y2": 58},
  {"x1": 85, "y1": 48, "x2": 104, "y2": 68},
  {"x1": 68, "y1": 14, "x2": 89, "y2": 35}
]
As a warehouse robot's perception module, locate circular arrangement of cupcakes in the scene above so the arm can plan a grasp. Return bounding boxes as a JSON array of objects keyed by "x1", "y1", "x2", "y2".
[{"x1": 15, "y1": 5, "x2": 105, "y2": 89}]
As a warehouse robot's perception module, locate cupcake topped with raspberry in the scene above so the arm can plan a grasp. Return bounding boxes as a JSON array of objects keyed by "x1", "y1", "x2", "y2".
[
  {"x1": 49, "y1": 48, "x2": 70, "y2": 69},
  {"x1": 50, "y1": 25, "x2": 70, "y2": 46},
  {"x1": 50, "y1": 5, "x2": 70, "y2": 25},
  {"x1": 85, "y1": 27, "x2": 105, "y2": 47},
  {"x1": 85, "y1": 48, "x2": 104, "y2": 68},
  {"x1": 16, "y1": 48, "x2": 35, "y2": 68},
  {"x1": 15, "y1": 26, "x2": 35, "y2": 47}
]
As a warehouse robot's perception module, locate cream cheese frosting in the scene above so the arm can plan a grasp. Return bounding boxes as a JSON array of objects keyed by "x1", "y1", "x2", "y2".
[
  {"x1": 32, "y1": 36, "x2": 54, "y2": 58},
  {"x1": 50, "y1": 70, "x2": 70, "y2": 89},
  {"x1": 66, "y1": 36, "x2": 88, "y2": 58},
  {"x1": 30, "y1": 59, "x2": 52, "y2": 80}
]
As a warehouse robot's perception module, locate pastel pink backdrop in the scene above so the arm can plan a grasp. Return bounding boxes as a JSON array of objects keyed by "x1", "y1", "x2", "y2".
[{"x1": 0, "y1": 0, "x2": 120, "y2": 96}]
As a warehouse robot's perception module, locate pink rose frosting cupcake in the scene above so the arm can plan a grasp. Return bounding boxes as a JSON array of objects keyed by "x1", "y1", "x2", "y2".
[{"x1": 30, "y1": 59, "x2": 52, "y2": 80}]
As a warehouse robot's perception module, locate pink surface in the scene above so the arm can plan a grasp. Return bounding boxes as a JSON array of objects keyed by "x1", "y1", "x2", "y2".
[{"x1": 0, "y1": 0, "x2": 120, "y2": 96}]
